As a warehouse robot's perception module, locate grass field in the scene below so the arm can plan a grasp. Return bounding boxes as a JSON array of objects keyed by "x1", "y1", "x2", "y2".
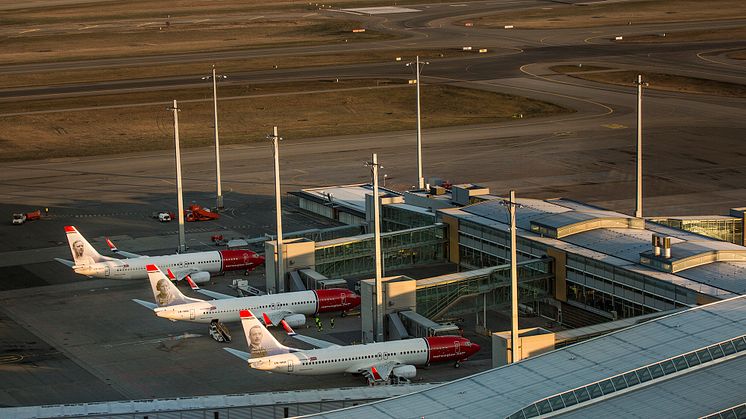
[
  {"x1": 467, "y1": 0, "x2": 746, "y2": 29},
  {"x1": 2, "y1": 17, "x2": 392, "y2": 65},
  {"x1": 550, "y1": 66, "x2": 746, "y2": 98},
  {"x1": 619, "y1": 27, "x2": 746, "y2": 43},
  {"x1": 726, "y1": 49, "x2": 746, "y2": 60},
  {"x1": 0, "y1": 79, "x2": 573, "y2": 161},
  {"x1": 0, "y1": 49, "x2": 475, "y2": 89}
]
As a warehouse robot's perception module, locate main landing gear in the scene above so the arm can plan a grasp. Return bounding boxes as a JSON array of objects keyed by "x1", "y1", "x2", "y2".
[{"x1": 209, "y1": 319, "x2": 231, "y2": 343}]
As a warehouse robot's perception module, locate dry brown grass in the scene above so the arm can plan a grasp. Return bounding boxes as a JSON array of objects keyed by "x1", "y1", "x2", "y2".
[
  {"x1": 468, "y1": 0, "x2": 746, "y2": 29},
  {"x1": 0, "y1": 49, "x2": 473, "y2": 89},
  {"x1": 2, "y1": 17, "x2": 391, "y2": 65},
  {"x1": 619, "y1": 26, "x2": 746, "y2": 43},
  {"x1": 552, "y1": 68, "x2": 746, "y2": 98},
  {"x1": 0, "y1": 79, "x2": 572, "y2": 161},
  {"x1": 726, "y1": 49, "x2": 746, "y2": 60}
]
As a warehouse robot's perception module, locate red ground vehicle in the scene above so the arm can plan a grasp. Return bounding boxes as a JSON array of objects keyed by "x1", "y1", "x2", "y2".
[
  {"x1": 186, "y1": 204, "x2": 220, "y2": 222},
  {"x1": 12, "y1": 210, "x2": 41, "y2": 225}
]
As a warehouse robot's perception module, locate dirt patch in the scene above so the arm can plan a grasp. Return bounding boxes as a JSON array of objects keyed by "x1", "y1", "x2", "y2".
[
  {"x1": 467, "y1": 0, "x2": 746, "y2": 29},
  {"x1": 552, "y1": 68, "x2": 746, "y2": 98},
  {"x1": 0, "y1": 79, "x2": 572, "y2": 161}
]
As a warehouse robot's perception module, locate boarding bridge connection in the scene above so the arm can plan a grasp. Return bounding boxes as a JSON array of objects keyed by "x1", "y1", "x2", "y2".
[
  {"x1": 314, "y1": 224, "x2": 447, "y2": 279},
  {"x1": 416, "y1": 258, "x2": 553, "y2": 320}
]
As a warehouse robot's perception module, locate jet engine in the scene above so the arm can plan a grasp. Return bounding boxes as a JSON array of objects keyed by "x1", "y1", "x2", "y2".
[
  {"x1": 187, "y1": 271, "x2": 211, "y2": 284},
  {"x1": 283, "y1": 313, "x2": 306, "y2": 327},
  {"x1": 392, "y1": 365, "x2": 417, "y2": 379}
]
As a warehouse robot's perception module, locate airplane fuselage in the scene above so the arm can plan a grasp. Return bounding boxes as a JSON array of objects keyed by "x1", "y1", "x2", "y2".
[
  {"x1": 153, "y1": 289, "x2": 358, "y2": 323},
  {"x1": 249, "y1": 336, "x2": 478, "y2": 376},
  {"x1": 73, "y1": 249, "x2": 259, "y2": 280}
]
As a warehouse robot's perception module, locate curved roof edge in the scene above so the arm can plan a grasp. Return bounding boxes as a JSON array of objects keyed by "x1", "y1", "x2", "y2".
[{"x1": 532, "y1": 217, "x2": 645, "y2": 239}]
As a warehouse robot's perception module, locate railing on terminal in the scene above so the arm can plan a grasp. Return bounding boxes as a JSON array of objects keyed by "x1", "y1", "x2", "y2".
[
  {"x1": 506, "y1": 334, "x2": 746, "y2": 419},
  {"x1": 416, "y1": 258, "x2": 553, "y2": 320}
]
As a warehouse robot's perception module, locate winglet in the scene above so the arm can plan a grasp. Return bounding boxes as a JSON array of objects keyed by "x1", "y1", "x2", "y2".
[
  {"x1": 185, "y1": 275, "x2": 199, "y2": 290},
  {"x1": 262, "y1": 312, "x2": 274, "y2": 326},
  {"x1": 166, "y1": 268, "x2": 177, "y2": 282},
  {"x1": 105, "y1": 237, "x2": 117, "y2": 252},
  {"x1": 279, "y1": 319, "x2": 297, "y2": 336}
]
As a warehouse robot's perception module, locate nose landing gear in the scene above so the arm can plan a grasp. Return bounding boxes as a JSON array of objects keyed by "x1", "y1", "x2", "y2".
[{"x1": 209, "y1": 319, "x2": 231, "y2": 343}]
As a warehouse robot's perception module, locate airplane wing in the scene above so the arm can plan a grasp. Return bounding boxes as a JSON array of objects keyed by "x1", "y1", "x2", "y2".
[
  {"x1": 359, "y1": 361, "x2": 399, "y2": 382},
  {"x1": 168, "y1": 268, "x2": 200, "y2": 282},
  {"x1": 105, "y1": 238, "x2": 143, "y2": 259},
  {"x1": 224, "y1": 347, "x2": 251, "y2": 361},
  {"x1": 277, "y1": 318, "x2": 339, "y2": 349},
  {"x1": 54, "y1": 258, "x2": 75, "y2": 268},
  {"x1": 132, "y1": 298, "x2": 157, "y2": 310}
]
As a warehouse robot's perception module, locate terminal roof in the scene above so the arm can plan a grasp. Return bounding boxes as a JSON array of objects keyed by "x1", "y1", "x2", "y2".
[
  {"x1": 439, "y1": 198, "x2": 746, "y2": 297},
  {"x1": 310, "y1": 296, "x2": 746, "y2": 418}
]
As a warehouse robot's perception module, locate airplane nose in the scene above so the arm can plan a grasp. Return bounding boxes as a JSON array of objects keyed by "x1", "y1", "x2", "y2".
[{"x1": 470, "y1": 343, "x2": 481, "y2": 355}]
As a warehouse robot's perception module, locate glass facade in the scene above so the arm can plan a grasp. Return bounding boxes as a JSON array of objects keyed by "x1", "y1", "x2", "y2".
[
  {"x1": 650, "y1": 218, "x2": 744, "y2": 245},
  {"x1": 416, "y1": 259, "x2": 553, "y2": 319},
  {"x1": 382, "y1": 205, "x2": 435, "y2": 232},
  {"x1": 314, "y1": 224, "x2": 447, "y2": 278},
  {"x1": 455, "y1": 219, "x2": 699, "y2": 320}
]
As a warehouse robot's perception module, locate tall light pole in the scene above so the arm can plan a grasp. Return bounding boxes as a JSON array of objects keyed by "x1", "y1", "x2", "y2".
[
  {"x1": 406, "y1": 56, "x2": 429, "y2": 190},
  {"x1": 634, "y1": 75, "x2": 647, "y2": 219},
  {"x1": 503, "y1": 190, "x2": 520, "y2": 363},
  {"x1": 169, "y1": 100, "x2": 186, "y2": 253},
  {"x1": 202, "y1": 66, "x2": 228, "y2": 210},
  {"x1": 366, "y1": 154, "x2": 384, "y2": 342},
  {"x1": 268, "y1": 127, "x2": 284, "y2": 293}
]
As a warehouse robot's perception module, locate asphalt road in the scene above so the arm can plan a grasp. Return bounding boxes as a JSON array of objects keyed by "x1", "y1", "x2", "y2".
[{"x1": 1, "y1": 0, "x2": 745, "y2": 408}]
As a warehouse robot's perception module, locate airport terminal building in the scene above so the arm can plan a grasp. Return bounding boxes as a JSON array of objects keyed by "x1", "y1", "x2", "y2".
[
  {"x1": 438, "y1": 197, "x2": 743, "y2": 321},
  {"x1": 294, "y1": 184, "x2": 746, "y2": 324}
]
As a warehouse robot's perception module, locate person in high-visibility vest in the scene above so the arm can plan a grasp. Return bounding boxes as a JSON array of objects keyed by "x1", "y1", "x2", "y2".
[
  {"x1": 330, "y1": 317, "x2": 335, "y2": 329},
  {"x1": 315, "y1": 316, "x2": 323, "y2": 332}
]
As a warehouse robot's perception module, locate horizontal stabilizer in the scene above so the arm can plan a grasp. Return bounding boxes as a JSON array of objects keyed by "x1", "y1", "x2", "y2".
[
  {"x1": 54, "y1": 258, "x2": 75, "y2": 268},
  {"x1": 279, "y1": 319, "x2": 337, "y2": 349},
  {"x1": 197, "y1": 288, "x2": 234, "y2": 300},
  {"x1": 105, "y1": 237, "x2": 142, "y2": 258},
  {"x1": 224, "y1": 347, "x2": 251, "y2": 361},
  {"x1": 132, "y1": 298, "x2": 158, "y2": 310}
]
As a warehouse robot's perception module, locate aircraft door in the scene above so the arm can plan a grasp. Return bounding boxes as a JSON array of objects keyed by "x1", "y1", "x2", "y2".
[
  {"x1": 341, "y1": 292, "x2": 346, "y2": 306},
  {"x1": 104, "y1": 266, "x2": 110, "y2": 277},
  {"x1": 455, "y1": 340, "x2": 461, "y2": 356},
  {"x1": 288, "y1": 361, "x2": 294, "y2": 373},
  {"x1": 190, "y1": 309, "x2": 195, "y2": 320}
]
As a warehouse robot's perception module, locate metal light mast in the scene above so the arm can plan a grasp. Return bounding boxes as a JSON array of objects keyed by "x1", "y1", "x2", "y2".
[
  {"x1": 635, "y1": 74, "x2": 647, "y2": 219},
  {"x1": 406, "y1": 56, "x2": 429, "y2": 190},
  {"x1": 269, "y1": 127, "x2": 284, "y2": 292},
  {"x1": 169, "y1": 100, "x2": 186, "y2": 253},
  {"x1": 367, "y1": 153, "x2": 384, "y2": 342},
  {"x1": 508, "y1": 190, "x2": 519, "y2": 363},
  {"x1": 202, "y1": 66, "x2": 228, "y2": 210}
]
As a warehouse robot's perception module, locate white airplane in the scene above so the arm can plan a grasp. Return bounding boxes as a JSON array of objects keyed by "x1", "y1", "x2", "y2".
[
  {"x1": 55, "y1": 225, "x2": 264, "y2": 283},
  {"x1": 134, "y1": 265, "x2": 361, "y2": 341},
  {"x1": 224, "y1": 309, "x2": 481, "y2": 384}
]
